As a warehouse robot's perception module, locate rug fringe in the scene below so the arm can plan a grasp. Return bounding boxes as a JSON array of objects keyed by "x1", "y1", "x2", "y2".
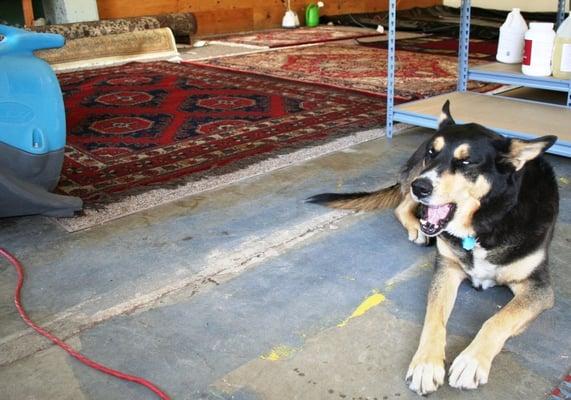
[{"x1": 53, "y1": 125, "x2": 411, "y2": 232}]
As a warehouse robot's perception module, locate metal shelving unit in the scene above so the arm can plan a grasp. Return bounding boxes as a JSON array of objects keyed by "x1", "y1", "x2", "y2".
[{"x1": 385, "y1": 0, "x2": 571, "y2": 157}]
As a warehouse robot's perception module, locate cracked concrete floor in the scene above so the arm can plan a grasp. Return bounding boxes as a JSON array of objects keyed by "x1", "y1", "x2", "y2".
[{"x1": 0, "y1": 127, "x2": 570, "y2": 400}]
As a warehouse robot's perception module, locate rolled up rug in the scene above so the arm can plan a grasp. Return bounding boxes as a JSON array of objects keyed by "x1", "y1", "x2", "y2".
[
  {"x1": 35, "y1": 28, "x2": 179, "y2": 72},
  {"x1": 31, "y1": 13, "x2": 197, "y2": 42}
]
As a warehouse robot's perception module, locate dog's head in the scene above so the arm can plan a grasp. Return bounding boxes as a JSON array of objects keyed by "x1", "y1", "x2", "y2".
[{"x1": 410, "y1": 100, "x2": 557, "y2": 238}]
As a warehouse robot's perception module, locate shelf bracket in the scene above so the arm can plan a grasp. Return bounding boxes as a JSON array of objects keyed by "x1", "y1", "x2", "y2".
[
  {"x1": 386, "y1": 0, "x2": 397, "y2": 138},
  {"x1": 556, "y1": 0, "x2": 567, "y2": 29},
  {"x1": 457, "y1": 0, "x2": 471, "y2": 92}
]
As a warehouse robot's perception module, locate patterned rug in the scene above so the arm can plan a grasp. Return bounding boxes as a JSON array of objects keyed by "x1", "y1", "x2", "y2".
[
  {"x1": 359, "y1": 34, "x2": 498, "y2": 61},
  {"x1": 55, "y1": 61, "x2": 386, "y2": 230},
  {"x1": 37, "y1": 28, "x2": 179, "y2": 72},
  {"x1": 547, "y1": 373, "x2": 571, "y2": 400},
  {"x1": 193, "y1": 43, "x2": 499, "y2": 100},
  {"x1": 209, "y1": 26, "x2": 382, "y2": 48}
]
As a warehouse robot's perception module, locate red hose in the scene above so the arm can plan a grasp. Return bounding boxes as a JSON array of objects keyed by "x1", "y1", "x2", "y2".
[{"x1": 0, "y1": 247, "x2": 171, "y2": 400}]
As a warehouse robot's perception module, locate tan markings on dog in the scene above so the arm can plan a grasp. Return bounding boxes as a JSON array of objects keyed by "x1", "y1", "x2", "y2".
[
  {"x1": 433, "y1": 173, "x2": 491, "y2": 237},
  {"x1": 436, "y1": 237, "x2": 461, "y2": 263},
  {"x1": 433, "y1": 136, "x2": 445, "y2": 152},
  {"x1": 438, "y1": 111, "x2": 450, "y2": 126},
  {"x1": 395, "y1": 193, "x2": 421, "y2": 241},
  {"x1": 453, "y1": 144, "x2": 470, "y2": 160},
  {"x1": 496, "y1": 247, "x2": 546, "y2": 284},
  {"x1": 508, "y1": 139, "x2": 550, "y2": 171},
  {"x1": 449, "y1": 280, "x2": 554, "y2": 388},
  {"x1": 407, "y1": 257, "x2": 467, "y2": 394}
]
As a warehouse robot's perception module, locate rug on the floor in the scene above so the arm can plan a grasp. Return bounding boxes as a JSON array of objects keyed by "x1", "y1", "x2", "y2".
[
  {"x1": 209, "y1": 26, "x2": 382, "y2": 48},
  {"x1": 547, "y1": 373, "x2": 570, "y2": 400},
  {"x1": 359, "y1": 34, "x2": 497, "y2": 61},
  {"x1": 36, "y1": 28, "x2": 179, "y2": 72},
  {"x1": 193, "y1": 42, "x2": 499, "y2": 100},
  {"x1": 55, "y1": 61, "x2": 387, "y2": 230}
]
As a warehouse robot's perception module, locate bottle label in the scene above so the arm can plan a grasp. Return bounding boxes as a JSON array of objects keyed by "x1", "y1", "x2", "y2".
[
  {"x1": 522, "y1": 39, "x2": 532, "y2": 65},
  {"x1": 561, "y1": 43, "x2": 571, "y2": 72}
]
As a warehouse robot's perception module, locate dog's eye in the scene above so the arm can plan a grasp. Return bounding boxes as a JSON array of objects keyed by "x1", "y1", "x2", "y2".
[
  {"x1": 427, "y1": 148, "x2": 437, "y2": 157},
  {"x1": 455, "y1": 158, "x2": 472, "y2": 167}
]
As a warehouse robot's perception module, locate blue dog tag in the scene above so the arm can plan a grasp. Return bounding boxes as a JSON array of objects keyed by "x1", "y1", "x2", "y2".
[{"x1": 462, "y1": 236, "x2": 477, "y2": 251}]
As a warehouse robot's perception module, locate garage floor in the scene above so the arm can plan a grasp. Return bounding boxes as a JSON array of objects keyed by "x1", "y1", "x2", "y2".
[{"x1": 0, "y1": 127, "x2": 570, "y2": 400}]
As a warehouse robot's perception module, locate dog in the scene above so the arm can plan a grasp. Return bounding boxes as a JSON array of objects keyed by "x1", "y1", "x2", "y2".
[{"x1": 308, "y1": 101, "x2": 559, "y2": 394}]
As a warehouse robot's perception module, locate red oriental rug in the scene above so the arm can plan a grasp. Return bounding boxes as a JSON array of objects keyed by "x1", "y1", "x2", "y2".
[
  {"x1": 209, "y1": 26, "x2": 382, "y2": 48},
  {"x1": 194, "y1": 42, "x2": 499, "y2": 100},
  {"x1": 359, "y1": 35, "x2": 498, "y2": 61},
  {"x1": 547, "y1": 373, "x2": 570, "y2": 400},
  {"x1": 56, "y1": 61, "x2": 386, "y2": 230}
]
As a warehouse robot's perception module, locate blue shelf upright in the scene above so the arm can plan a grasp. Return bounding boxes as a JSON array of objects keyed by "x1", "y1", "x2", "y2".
[{"x1": 385, "y1": 0, "x2": 571, "y2": 157}]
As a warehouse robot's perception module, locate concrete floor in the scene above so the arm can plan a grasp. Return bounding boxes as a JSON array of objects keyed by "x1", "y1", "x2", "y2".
[{"x1": 0, "y1": 128, "x2": 570, "y2": 400}]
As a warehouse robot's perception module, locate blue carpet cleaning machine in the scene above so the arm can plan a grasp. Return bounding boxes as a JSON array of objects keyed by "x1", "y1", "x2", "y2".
[{"x1": 0, "y1": 25, "x2": 82, "y2": 217}]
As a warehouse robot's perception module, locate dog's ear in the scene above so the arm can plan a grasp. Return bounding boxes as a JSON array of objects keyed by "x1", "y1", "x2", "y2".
[
  {"x1": 437, "y1": 100, "x2": 455, "y2": 130},
  {"x1": 505, "y1": 135, "x2": 557, "y2": 170}
]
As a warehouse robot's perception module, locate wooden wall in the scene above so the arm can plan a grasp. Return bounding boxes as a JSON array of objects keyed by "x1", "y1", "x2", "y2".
[{"x1": 97, "y1": 0, "x2": 442, "y2": 36}]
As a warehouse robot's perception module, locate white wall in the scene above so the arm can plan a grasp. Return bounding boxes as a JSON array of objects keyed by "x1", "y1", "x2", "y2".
[
  {"x1": 443, "y1": 0, "x2": 563, "y2": 12},
  {"x1": 42, "y1": 0, "x2": 99, "y2": 24}
]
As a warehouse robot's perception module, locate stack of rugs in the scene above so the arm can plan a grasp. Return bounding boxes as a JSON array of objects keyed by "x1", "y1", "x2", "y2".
[{"x1": 32, "y1": 13, "x2": 197, "y2": 71}]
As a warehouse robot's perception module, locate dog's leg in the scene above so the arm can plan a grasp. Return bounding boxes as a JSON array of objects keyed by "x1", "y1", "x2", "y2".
[
  {"x1": 449, "y1": 279, "x2": 554, "y2": 390},
  {"x1": 395, "y1": 193, "x2": 427, "y2": 245},
  {"x1": 407, "y1": 256, "x2": 467, "y2": 395}
]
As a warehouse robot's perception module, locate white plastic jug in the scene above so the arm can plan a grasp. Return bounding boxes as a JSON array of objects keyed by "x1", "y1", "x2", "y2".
[
  {"x1": 496, "y1": 8, "x2": 528, "y2": 63},
  {"x1": 522, "y1": 22, "x2": 556, "y2": 77},
  {"x1": 552, "y1": 14, "x2": 571, "y2": 79}
]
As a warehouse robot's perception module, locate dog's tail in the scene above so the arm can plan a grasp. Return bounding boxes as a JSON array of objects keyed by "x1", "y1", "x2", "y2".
[{"x1": 306, "y1": 183, "x2": 403, "y2": 211}]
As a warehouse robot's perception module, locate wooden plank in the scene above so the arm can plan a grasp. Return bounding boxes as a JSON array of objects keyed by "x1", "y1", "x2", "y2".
[
  {"x1": 97, "y1": 0, "x2": 177, "y2": 18},
  {"x1": 397, "y1": 92, "x2": 571, "y2": 142},
  {"x1": 21, "y1": 0, "x2": 35, "y2": 27},
  {"x1": 193, "y1": 9, "x2": 254, "y2": 35},
  {"x1": 97, "y1": 0, "x2": 441, "y2": 32}
]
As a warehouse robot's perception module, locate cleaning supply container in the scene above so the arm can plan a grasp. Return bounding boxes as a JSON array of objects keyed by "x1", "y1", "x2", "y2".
[
  {"x1": 552, "y1": 14, "x2": 571, "y2": 79},
  {"x1": 305, "y1": 2, "x2": 323, "y2": 27},
  {"x1": 496, "y1": 8, "x2": 527, "y2": 63},
  {"x1": 0, "y1": 24, "x2": 83, "y2": 217},
  {"x1": 522, "y1": 22, "x2": 556, "y2": 77}
]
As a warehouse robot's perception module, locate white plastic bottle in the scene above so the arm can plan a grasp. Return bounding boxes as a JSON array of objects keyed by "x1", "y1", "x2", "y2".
[
  {"x1": 522, "y1": 22, "x2": 556, "y2": 76},
  {"x1": 552, "y1": 14, "x2": 571, "y2": 79},
  {"x1": 496, "y1": 8, "x2": 528, "y2": 63}
]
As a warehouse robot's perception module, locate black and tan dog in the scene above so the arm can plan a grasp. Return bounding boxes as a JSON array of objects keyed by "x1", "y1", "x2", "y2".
[{"x1": 308, "y1": 101, "x2": 559, "y2": 394}]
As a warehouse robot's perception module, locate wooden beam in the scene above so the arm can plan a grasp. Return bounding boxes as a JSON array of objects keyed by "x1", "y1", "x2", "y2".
[
  {"x1": 22, "y1": 0, "x2": 35, "y2": 27},
  {"x1": 193, "y1": 8, "x2": 254, "y2": 35},
  {"x1": 97, "y1": 0, "x2": 442, "y2": 33}
]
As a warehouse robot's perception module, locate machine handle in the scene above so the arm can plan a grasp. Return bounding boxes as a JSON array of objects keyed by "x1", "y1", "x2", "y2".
[{"x1": 0, "y1": 24, "x2": 64, "y2": 55}]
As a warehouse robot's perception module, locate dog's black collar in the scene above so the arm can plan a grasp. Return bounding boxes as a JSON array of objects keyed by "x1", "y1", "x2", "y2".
[{"x1": 440, "y1": 232, "x2": 477, "y2": 251}]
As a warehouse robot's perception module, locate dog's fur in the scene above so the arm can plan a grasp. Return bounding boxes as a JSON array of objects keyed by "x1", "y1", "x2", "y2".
[{"x1": 308, "y1": 101, "x2": 559, "y2": 394}]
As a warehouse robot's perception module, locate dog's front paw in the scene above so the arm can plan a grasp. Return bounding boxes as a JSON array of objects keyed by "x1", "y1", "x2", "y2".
[
  {"x1": 406, "y1": 353, "x2": 445, "y2": 395},
  {"x1": 408, "y1": 229, "x2": 429, "y2": 246},
  {"x1": 448, "y1": 350, "x2": 491, "y2": 390}
]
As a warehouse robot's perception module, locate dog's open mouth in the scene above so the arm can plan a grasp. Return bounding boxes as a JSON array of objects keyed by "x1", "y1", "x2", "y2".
[{"x1": 419, "y1": 203, "x2": 456, "y2": 236}]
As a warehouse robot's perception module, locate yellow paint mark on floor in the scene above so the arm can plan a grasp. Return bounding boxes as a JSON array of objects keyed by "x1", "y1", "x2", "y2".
[
  {"x1": 337, "y1": 291, "x2": 386, "y2": 327},
  {"x1": 260, "y1": 345, "x2": 296, "y2": 361},
  {"x1": 559, "y1": 176, "x2": 569, "y2": 185}
]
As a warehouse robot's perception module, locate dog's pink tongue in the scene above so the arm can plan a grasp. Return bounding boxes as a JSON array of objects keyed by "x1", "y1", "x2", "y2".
[{"x1": 427, "y1": 204, "x2": 451, "y2": 224}]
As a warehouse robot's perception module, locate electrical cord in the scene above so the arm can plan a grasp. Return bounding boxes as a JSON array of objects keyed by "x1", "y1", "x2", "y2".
[{"x1": 0, "y1": 247, "x2": 171, "y2": 400}]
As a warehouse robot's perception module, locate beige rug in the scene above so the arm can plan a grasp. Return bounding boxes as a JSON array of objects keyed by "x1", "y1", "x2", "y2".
[{"x1": 35, "y1": 28, "x2": 180, "y2": 72}]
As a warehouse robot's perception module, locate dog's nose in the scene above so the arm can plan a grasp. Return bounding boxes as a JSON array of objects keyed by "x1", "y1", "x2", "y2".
[{"x1": 411, "y1": 178, "x2": 433, "y2": 199}]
